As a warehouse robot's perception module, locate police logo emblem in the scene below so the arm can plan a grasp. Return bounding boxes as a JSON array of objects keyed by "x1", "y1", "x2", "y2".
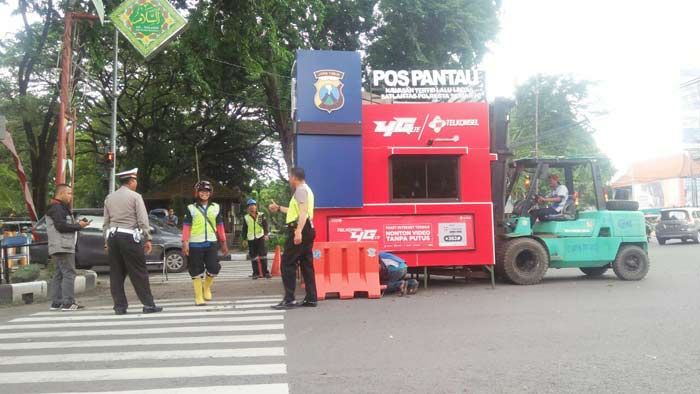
[{"x1": 313, "y1": 70, "x2": 345, "y2": 113}]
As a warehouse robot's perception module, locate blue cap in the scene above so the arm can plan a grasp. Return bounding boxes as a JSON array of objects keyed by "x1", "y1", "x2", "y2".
[{"x1": 246, "y1": 198, "x2": 257, "y2": 206}]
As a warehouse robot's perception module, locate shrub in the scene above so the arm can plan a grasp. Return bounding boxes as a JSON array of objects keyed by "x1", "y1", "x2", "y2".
[{"x1": 11, "y1": 264, "x2": 41, "y2": 283}]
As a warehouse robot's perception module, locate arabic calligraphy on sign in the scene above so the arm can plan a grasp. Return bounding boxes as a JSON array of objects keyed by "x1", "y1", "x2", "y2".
[{"x1": 129, "y1": 3, "x2": 165, "y2": 34}]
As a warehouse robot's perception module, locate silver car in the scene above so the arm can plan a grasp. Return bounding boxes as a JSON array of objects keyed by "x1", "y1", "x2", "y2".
[{"x1": 655, "y1": 208, "x2": 700, "y2": 245}]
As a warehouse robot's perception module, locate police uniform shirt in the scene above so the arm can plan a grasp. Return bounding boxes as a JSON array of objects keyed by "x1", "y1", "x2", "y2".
[{"x1": 103, "y1": 186, "x2": 152, "y2": 240}]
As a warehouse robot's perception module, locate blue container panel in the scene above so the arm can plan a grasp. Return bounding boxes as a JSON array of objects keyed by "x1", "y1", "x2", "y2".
[
  {"x1": 295, "y1": 50, "x2": 362, "y2": 124},
  {"x1": 295, "y1": 135, "x2": 363, "y2": 208}
]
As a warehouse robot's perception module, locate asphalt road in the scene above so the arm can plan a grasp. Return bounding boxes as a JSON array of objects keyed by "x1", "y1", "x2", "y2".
[
  {"x1": 1, "y1": 241, "x2": 697, "y2": 393},
  {"x1": 285, "y1": 241, "x2": 700, "y2": 394}
]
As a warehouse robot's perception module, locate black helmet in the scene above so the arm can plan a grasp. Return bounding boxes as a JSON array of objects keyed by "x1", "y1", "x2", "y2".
[{"x1": 194, "y1": 181, "x2": 213, "y2": 193}]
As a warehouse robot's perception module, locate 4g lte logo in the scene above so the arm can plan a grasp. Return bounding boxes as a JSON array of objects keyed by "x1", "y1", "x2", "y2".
[{"x1": 349, "y1": 229, "x2": 379, "y2": 241}]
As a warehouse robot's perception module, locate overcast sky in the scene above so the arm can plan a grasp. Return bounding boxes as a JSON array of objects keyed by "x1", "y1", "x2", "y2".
[
  {"x1": 1, "y1": 0, "x2": 697, "y2": 174},
  {"x1": 483, "y1": 0, "x2": 700, "y2": 173}
]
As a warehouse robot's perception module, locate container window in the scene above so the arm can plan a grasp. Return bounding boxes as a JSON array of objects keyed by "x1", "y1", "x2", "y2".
[{"x1": 391, "y1": 156, "x2": 459, "y2": 201}]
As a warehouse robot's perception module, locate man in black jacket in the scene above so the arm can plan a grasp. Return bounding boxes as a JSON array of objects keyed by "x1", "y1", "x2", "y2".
[{"x1": 46, "y1": 184, "x2": 88, "y2": 311}]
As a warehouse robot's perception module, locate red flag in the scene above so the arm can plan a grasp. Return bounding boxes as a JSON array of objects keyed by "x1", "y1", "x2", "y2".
[{"x1": 1, "y1": 129, "x2": 38, "y2": 221}]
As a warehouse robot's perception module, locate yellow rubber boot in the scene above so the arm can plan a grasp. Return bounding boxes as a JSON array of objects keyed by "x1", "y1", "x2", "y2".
[
  {"x1": 192, "y1": 277, "x2": 206, "y2": 306},
  {"x1": 203, "y1": 275, "x2": 214, "y2": 301}
]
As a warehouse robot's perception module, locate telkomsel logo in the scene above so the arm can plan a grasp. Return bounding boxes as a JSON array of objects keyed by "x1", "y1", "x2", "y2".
[{"x1": 427, "y1": 115, "x2": 479, "y2": 133}]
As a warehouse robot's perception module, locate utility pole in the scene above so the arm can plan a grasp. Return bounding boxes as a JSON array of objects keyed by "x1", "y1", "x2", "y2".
[
  {"x1": 534, "y1": 74, "x2": 540, "y2": 158},
  {"x1": 55, "y1": 12, "x2": 99, "y2": 186},
  {"x1": 109, "y1": 28, "x2": 119, "y2": 193}
]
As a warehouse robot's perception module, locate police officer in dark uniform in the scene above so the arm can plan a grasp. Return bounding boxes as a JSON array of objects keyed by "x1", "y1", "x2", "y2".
[
  {"x1": 103, "y1": 168, "x2": 163, "y2": 315},
  {"x1": 268, "y1": 167, "x2": 318, "y2": 309}
]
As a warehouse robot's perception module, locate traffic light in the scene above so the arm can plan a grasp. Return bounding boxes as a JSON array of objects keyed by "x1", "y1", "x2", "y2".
[{"x1": 105, "y1": 152, "x2": 114, "y2": 164}]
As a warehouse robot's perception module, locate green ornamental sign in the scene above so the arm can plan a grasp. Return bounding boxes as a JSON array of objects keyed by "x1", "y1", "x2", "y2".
[{"x1": 110, "y1": 0, "x2": 187, "y2": 60}]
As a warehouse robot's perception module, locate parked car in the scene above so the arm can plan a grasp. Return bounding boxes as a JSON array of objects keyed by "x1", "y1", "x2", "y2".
[
  {"x1": 655, "y1": 208, "x2": 700, "y2": 245},
  {"x1": 149, "y1": 208, "x2": 168, "y2": 220},
  {"x1": 1, "y1": 219, "x2": 33, "y2": 236},
  {"x1": 31, "y1": 208, "x2": 187, "y2": 272}
]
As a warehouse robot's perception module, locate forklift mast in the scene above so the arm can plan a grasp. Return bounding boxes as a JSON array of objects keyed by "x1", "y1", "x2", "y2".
[{"x1": 489, "y1": 98, "x2": 515, "y2": 233}]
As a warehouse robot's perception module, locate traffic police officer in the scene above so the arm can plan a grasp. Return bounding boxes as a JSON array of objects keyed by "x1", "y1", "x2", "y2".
[
  {"x1": 103, "y1": 168, "x2": 162, "y2": 315},
  {"x1": 181, "y1": 181, "x2": 228, "y2": 305},
  {"x1": 242, "y1": 198, "x2": 270, "y2": 279},
  {"x1": 269, "y1": 167, "x2": 318, "y2": 309}
]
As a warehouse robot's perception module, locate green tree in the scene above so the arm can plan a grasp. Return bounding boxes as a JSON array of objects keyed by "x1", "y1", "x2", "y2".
[
  {"x1": 508, "y1": 74, "x2": 613, "y2": 207},
  {"x1": 368, "y1": 0, "x2": 501, "y2": 69}
]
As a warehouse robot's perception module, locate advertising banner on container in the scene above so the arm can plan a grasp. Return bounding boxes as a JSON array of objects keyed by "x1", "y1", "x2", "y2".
[
  {"x1": 328, "y1": 214, "x2": 475, "y2": 252},
  {"x1": 363, "y1": 102, "x2": 489, "y2": 149}
]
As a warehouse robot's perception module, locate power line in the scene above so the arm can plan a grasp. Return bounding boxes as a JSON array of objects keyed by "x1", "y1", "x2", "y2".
[{"x1": 205, "y1": 57, "x2": 293, "y2": 80}]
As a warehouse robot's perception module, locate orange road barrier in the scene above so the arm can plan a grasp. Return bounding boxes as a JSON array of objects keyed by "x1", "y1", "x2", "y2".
[
  {"x1": 271, "y1": 245, "x2": 281, "y2": 277},
  {"x1": 312, "y1": 241, "x2": 381, "y2": 300}
]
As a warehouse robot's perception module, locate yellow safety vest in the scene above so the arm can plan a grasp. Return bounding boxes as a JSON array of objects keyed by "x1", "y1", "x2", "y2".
[
  {"x1": 286, "y1": 184, "x2": 314, "y2": 224},
  {"x1": 244, "y1": 213, "x2": 265, "y2": 241},
  {"x1": 187, "y1": 202, "x2": 220, "y2": 243}
]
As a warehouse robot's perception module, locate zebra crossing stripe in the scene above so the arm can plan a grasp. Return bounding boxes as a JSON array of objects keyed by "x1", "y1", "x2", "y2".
[
  {"x1": 0, "y1": 347, "x2": 285, "y2": 365},
  {"x1": 10, "y1": 309, "x2": 284, "y2": 323},
  {"x1": 234, "y1": 303, "x2": 277, "y2": 309},
  {"x1": 88, "y1": 300, "x2": 238, "y2": 309},
  {"x1": 47, "y1": 383, "x2": 289, "y2": 394},
  {"x1": 1, "y1": 333, "x2": 286, "y2": 350},
  {"x1": 31, "y1": 303, "x2": 275, "y2": 316},
  {"x1": 236, "y1": 299, "x2": 282, "y2": 304},
  {"x1": 87, "y1": 297, "x2": 282, "y2": 310},
  {"x1": 0, "y1": 363, "x2": 287, "y2": 384},
  {"x1": 1, "y1": 315, "x2": 284, "y2": 330},
  {"x1": 0, "y1": 323, "x2": 284, "y2": 339}
]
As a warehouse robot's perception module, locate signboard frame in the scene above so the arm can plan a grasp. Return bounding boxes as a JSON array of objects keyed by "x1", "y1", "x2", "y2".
[
  {"x1": 328, "y1": 214, "x2": 476, "y2": 252},
  {"x1": 110, "y1": 0, "x2": 187, "y2": 60}
]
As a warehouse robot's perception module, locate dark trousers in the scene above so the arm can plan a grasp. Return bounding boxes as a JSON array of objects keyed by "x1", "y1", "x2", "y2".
[
  {"x1": 188, "y1": 243, "x2": 222, "y2": 278},
  {"x1": 531, "y1": 207, "x2": 559, "y2": 225},
  {"x1": 281, "y1": 224, "x2": 317, "y2": 303},
  {"x1": 108, "y1": 233, "x2": 155, "y2": 310},
  {"x1": 248, "y1": 237, "x2": 268, "y2": 275}
]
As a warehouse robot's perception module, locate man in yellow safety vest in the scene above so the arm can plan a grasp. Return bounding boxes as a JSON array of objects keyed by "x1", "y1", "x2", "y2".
[
  {"x1": 241, "y1": 198, "x2": 271, "y2": 279},
  {"x1": 269, "y1": 167, "x2": 317, "y2": 309}
]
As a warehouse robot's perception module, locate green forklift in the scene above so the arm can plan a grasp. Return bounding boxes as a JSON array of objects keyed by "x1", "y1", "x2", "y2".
[{"x1": 489, "y1": 101, "x2": 649, "y2": 285}]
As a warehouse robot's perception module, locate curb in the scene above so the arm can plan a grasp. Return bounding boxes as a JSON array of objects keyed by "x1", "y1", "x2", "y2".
[
  {"x1": 0, "y1": 270, "x2": 98, "y2": 305},
  {"x1": 0, "y1": 281, "x2": 48, "y2": 304}
]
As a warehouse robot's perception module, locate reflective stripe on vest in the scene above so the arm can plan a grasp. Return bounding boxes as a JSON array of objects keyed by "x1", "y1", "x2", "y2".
[
  {"x1": 244, "y1": 214, "x2": 265, "y2": 241},
  {"x1": 285, "y1": 184, "x2": 314, "y2": 224},
  {"x1": 187, "y1": 203, "x2": 219, "y2": 243}
]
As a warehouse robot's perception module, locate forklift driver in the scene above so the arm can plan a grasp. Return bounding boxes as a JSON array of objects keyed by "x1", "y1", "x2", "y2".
[{"x1": 532, "y1": 174, "x2": 569, "y2": 223}]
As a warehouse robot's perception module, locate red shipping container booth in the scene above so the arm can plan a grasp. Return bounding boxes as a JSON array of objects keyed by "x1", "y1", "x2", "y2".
[{"x1": 312, "y1": 102, "x2": 497, "y2": 279}]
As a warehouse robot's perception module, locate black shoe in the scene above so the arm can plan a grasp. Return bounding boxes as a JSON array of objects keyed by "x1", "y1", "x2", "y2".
[
  {"x1": 264, "y1": 273, "x2": 272, "y2": 279},
  {"x1": 271, "y1": 301, "x2": 297, "y2": 310},
  {"x1": 301, "y1": 300, "x2": 318, "y2": 307},
  {"x1": 61, "y1": 303, "x2": 85, "y2": 311},
  {"x1": 49, "y1": 303, "x2": 62, "y2": 311},
  {"x1": 114, "y1": 308, "x2": 127, "y2": 315},
  {"x1": 252, "y1": 275, "x2": 259, "y2": 280},
  {"x1": 142, "y1": 305, "x2": 163, "y2": 314}
]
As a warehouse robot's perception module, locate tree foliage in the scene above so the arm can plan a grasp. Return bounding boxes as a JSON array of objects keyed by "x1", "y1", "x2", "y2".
[
  {"x1": 0, "y1": 0, "x2": 502, "y2": 216},
  {"x1": 508, "y1": 75, "x2": 613, "y2": 207}
]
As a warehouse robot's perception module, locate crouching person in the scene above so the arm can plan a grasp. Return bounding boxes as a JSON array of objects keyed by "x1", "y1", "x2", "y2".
[{"x1": 379, "y1": 252, "x2": 418, "y2": 296}]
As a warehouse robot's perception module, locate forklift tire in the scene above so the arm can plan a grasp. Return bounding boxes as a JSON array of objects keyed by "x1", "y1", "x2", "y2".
[
  {"x1": 612, "y1": 245, "x2": 649, "y2": 281},
  {"x1": 657, "y1": 238, "x2": 666, "y2": 245},
  {"x1": 500, "y1": 238, "x2": 549, "y2": 285},
  {"x1": 580, "y1": 266, "x2": 608, "y2": 277},
  {"x1": 605, "y1": 200, "x2": 639, "y2": 211}
]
